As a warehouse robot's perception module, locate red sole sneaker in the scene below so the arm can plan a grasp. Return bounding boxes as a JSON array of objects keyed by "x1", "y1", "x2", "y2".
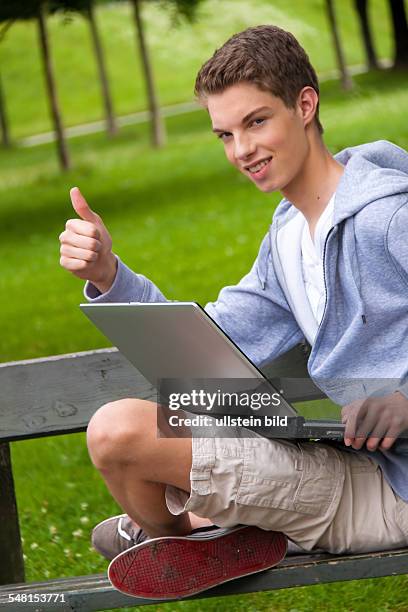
[{"x1": 108, "y1": 526, "x2": 287, "y2": 600}]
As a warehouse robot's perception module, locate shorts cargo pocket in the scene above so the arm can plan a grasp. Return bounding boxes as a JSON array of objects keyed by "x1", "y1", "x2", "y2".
[
  {"x1": 190, "y1": 452, "x2": 216, "y2": 496},
  {"x1": 236, "y1": 439, "x2": 304, "y2": 512},
  {"x1": 168, "y1": 446, "x2": 217, "y2": 517},
  {"x1": 236, "y1": 440, "x2": 344, "y2": 517},
  {"x1": 294, "y1": 444, "x2": 345, "y2": 516}
]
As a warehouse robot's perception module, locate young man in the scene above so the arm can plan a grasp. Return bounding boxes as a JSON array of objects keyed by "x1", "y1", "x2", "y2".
[{"x1": 59, "y1": 25, "x2": 408, "y2": 599}]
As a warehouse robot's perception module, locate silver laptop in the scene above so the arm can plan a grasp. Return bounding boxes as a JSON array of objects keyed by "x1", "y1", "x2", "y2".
[{"x1": 80, "y1": 302, "x2": 344, "y2": 439}]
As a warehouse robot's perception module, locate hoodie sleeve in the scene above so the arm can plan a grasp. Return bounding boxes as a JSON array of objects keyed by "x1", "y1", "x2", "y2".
[
  {"x1": 84, "y1": 255, "x2": 167, "y2": 303},
  {"x1": 386, "y1": 199, "x2": 408, "y2": 285},
  {"x1": 204, "y1": 233, "x2": 303, "y2": 367},
  {"x1": 84, "y1": 235, "x2": 303, "y2": 367},
  {"x1": 386, "y1": 199, "x2": 408, "y2": 399}
]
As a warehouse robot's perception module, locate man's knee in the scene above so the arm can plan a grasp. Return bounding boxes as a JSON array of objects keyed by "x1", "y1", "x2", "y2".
[{"x1": 87, "y1": 398, "x2": 157, "y2": 470}]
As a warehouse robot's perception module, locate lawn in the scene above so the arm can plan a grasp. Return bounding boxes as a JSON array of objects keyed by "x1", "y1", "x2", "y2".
[
  {"x1": 0, "y1": 0, "x2": 394, "y2": 138},
  {"x1": 1, "y1": 1, "x2": 408, "y2": 609}
]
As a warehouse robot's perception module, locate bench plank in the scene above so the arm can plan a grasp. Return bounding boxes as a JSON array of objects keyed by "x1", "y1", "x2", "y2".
[
  {"x1": 0, "y1": 349, "x2": 155, "y2": 442},
  {"x1": 0, "y1": 345, "x2": 323, "y2": 442},
  {"x1": 0, "y1": 549, "x2": 407, "y2": 611}
]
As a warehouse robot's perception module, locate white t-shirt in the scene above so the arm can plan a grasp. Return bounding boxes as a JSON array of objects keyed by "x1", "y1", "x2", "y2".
[
  {"x1": 301, "y1": 194, "x2": 335, "y2": 326},
  {"x1": 276, "y1": 194, "x2": 335, "y2": 344}
]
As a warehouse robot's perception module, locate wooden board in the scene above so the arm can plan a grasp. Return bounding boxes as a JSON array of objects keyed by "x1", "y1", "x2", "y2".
[
  {"x1": 1, "y1": 548, "x2": 408, "y2": 611},
  {"x1": 0, "y1": 345, "x2": 323, "y2": 442}
]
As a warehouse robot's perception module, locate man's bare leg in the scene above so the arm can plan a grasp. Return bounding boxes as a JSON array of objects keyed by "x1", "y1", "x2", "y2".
[{"x1": 87, "y1": 398, "x2": 212, "y2": 538}]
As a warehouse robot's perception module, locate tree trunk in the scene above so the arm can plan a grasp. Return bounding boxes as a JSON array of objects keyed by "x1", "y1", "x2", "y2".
[
  {"x1": 388, "y1": 0, "x2": 408, "y2": 67},
  {"x1": 86, "y1": 1, "x2": 117, "y2": 136},
  {"x1": 130, "y1": 0, "x2": 166, "y2": 147},
  {"x1": 37, "y1": 3, "x2": 71, "y2": 171},
  {"x1": 354, "y1": 0, "x2": 379, "y2": 69},
  {"x1": 0, "y1": 74, "x2": 11, "y2": 148},
  {"x1": 326, "y1": 0, "x2": 353, "y2": 90}
]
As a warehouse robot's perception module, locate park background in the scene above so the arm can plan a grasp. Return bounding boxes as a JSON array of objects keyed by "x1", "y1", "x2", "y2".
[{"x1": 0, "y1": 0, "x2": 408, "y2": 609}]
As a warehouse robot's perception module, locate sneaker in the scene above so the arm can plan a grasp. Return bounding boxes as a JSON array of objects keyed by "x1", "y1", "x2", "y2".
[
  {"x1": 92, "y1": 514, "x2": 149, "y2": 561},
  {"x1": 108, "y1": 525, "x2": 287, "y2": 600}
]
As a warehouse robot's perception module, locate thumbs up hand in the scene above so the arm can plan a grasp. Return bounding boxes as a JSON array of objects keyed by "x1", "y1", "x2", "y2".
[{"x1": 59, "y1": 187, "x2": 117, "y2": 293}]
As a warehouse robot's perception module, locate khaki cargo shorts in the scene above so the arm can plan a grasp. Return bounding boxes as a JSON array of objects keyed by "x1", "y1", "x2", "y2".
[{"x1": 165, "y1": 432, "x2": 408, "y2": 554}]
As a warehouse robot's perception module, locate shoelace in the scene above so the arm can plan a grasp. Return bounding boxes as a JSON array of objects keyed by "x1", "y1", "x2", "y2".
[
  {"x1": 119, "y1": 517, "x2": 220, "y2": 545},
  {"x1": 118, "y1": 517, "x2": 149, "y2": 545}
]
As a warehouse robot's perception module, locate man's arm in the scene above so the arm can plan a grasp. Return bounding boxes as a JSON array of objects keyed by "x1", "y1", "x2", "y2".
[
  {"x1": 339, "y1": 198, "x2": 408, "y2": 451},
  {"x1": 204, "y1": 232, "x2": 304, "y2": 365},
  {"x1": 60, "y1": 188, "x2": 304, "y2": 367},
  {"x1": 386, "y1": 199, "x2": 408, "y2": 285},
  {"x1": 386, "y1": 199, "x2": 408, "y2": 400}
]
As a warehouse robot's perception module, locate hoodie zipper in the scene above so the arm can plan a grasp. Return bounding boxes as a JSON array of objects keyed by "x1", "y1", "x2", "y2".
[
  {"x1": 272, "y1": 219, "x2": 335, "y2": 342},
  {"x1": 316, "y1": 226, "x2": 335, "y2": 337},
  {"x1": 306, "y1": 226, "x2": 336, "y2": 376}
]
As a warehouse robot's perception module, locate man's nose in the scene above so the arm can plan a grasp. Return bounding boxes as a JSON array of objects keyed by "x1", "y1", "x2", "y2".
[{"x1": 234, "y1": 134, "x2": 256, "y2": 160}]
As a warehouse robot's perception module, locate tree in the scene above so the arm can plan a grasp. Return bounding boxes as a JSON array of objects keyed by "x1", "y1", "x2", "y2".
[
  {"x1": 354, "y1": 0, "x2": 379, "y2": 70},
  {"x1": 388, "y1": 0, "x2": 408, "y2": 67},
  {"x1": 54, "y1": 0, "x2": 118, "y2": 136},
  {"x1": 0, "y1": 4, "x2": 19, "y2": 148},
  {"x1": 0, "y1": 73, "x2": 11, "y2": 147},
  {"x1": 130, "y1": 0, "x2": 164, "y2": 147},
  {"x1": 325, "y1": 0, "x2": 353, "y2": 90},
  {"x1": 86, "y1": 1, "x2": 117, "y2": 134},
  {"x1": 118, "y1": 0, "x2": 203, "y2": 148},
  {"x1": 37, "y1": 2, "x2": 71, "y2": 169},
  {"x1": 0, "y1": 1, "x2": 71, "y2": 170}
]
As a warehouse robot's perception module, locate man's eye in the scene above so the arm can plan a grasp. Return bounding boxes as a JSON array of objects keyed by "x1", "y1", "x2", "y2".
[
  {"x1": 252, "y1": 118, "x2": 265, "y2": 126},
  {"x1": 218, "y1": 132, "x2": 231, "y2": 140}
]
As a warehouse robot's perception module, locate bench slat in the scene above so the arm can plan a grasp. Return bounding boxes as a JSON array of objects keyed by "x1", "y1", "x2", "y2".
[
  {"x1": 0, "y1": 349, "x2": 155, "y2": 442},
  {"x1": 0, "y1": 345, "x2": 323, "y2": 442},
  {"x1": 0, "y1": 549, "x2": 407, "y2": 611}
]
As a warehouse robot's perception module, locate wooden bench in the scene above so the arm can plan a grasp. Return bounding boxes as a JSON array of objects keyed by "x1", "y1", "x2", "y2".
[{"x1": 0, "y1": 345, "x2": 407, "y2": 611}]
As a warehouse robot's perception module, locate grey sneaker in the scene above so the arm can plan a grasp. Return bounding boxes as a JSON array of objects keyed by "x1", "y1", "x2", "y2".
[
  {"x1": 92, "y1": 514, "x2": 226, "y2": 561},
  {"x1": 108, "y1": 525, "x2": 288, "y2": 600},
  {"x1": 92, "y1": 514, "x2": 149, "y2": 561}
]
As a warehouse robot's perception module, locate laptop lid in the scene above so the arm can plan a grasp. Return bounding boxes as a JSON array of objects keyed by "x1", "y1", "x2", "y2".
[{"x1": 80, "y1": 301, "x2": 298, "y2": 420}]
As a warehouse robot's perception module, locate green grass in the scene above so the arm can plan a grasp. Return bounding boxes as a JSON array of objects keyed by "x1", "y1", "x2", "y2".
[
  {"x1": 0, "y1": 0, "x2": 395, "y2": 138},
  {"x1": 1, "y1": 1, "x2": 408, "y2": 608}
]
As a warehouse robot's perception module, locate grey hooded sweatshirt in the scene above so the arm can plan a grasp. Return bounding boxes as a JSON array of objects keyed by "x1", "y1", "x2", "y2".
[{"x1": 85, "y1": 140, "x2": 408, "y2": 501}]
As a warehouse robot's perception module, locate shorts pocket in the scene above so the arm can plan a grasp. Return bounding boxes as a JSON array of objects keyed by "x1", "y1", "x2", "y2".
[
  {"x1": 236, "y1": 440, "x2": 344, "y2": 517},
  {"x1": 236, "y1": 439, "x2": 303, "y2": 512},
  {"x1": 190, "y1": 440, "x2": 216, "y2": 496},
  {"x1": 294, "y1": 444, "x2": 345, "y2": 515}
]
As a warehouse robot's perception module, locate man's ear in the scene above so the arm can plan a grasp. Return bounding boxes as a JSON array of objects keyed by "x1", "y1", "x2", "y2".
[{"x1": 297, "y1": 86, "x2": 319, "y2": 128}]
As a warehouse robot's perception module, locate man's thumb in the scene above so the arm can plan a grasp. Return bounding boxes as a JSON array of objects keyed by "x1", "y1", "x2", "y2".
[{"x1": 70, "y1": 187, "x2": 99, "y2": 223}]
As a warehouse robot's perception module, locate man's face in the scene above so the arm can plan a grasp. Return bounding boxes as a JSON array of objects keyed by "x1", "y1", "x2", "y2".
[{"x1": 207, "y1": 82, "x2": 310, "y2": 193}]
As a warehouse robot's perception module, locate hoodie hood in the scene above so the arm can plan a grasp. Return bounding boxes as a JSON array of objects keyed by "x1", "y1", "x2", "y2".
[
  {"x1": 333, "y1": 140, "x2": 408, "y2": 224},
  {"x1": 268, "y1": 140, "x2": 408, "y2": 374},
  {"x1": 273, "y1": 140, "x2": 408, "y2": 227}
]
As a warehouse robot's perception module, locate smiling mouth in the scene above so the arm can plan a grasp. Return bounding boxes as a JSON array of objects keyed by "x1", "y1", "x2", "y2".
[{"x1": 246, "y1": 157, "x2": 272, "y2": 174}]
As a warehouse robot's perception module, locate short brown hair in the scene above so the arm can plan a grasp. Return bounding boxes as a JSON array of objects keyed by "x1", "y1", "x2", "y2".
[{"x1": 195, "y1": 25, "x2": 323, "y2": 134}]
